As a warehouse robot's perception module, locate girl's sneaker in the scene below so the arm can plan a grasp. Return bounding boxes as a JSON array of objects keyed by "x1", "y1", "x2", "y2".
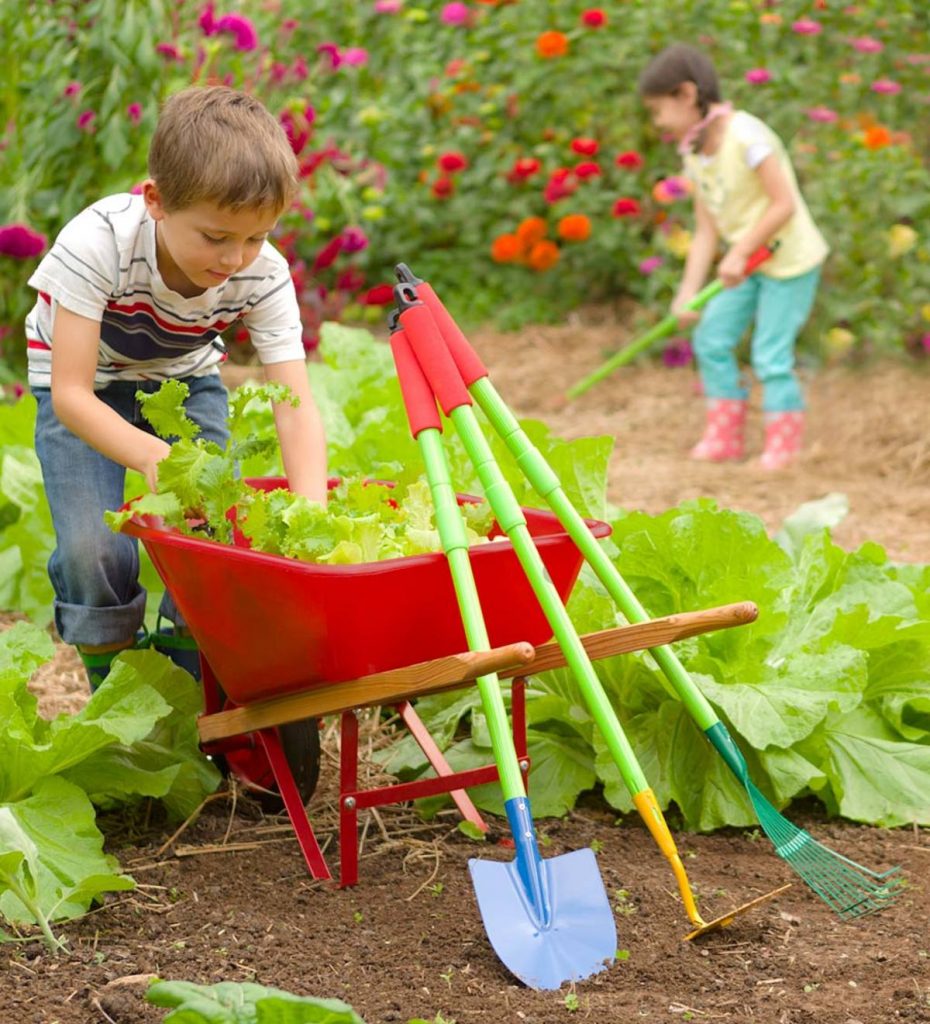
[
  {"x1": 690, "y1": 398, "x2": 747, "y2": 462},
  {"x1": 759, "y1": 411, "x2": 804, "y2": 470}
]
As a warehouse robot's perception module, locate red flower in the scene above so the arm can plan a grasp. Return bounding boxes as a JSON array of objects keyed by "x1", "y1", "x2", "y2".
[
  {"x1": 507, "y1": 156, "x2": 541, "y2": 182},
  {"x1": 311, "y1": 236, "x2": 343, "y2": 272},
  {"x1": 581, "y1": 8, "x2": 607, "y2": 27},
  {"x1": 574, "y1": 161, "x2": 602, "y2": 179},
  {"x1": 615, "y1": 150, "x2": 644, "y2": 170},
  {"x1": 361, "y1": 284, "x2": 395, "y2": 305},
  {"x1": 543, "y1": 176, "x2": 577, "y2": 204},
  {"x1": 337, "y1": 268, "x2": 367, "y2": 292},
  {"x1": 0, "y1": 223, "x2": 47, "y2": 259},
  {"x1": 432, "y1": 176, "x2": 456, "y2": 198},
  {"x1": 612, "y1": 197, "x2": 641, "y2": 218},
  {"x1": 438, "y1": 150, "x2": 468, "y2": 173},
  {"x1": 570, "y1": 137, "x2": 599, "y2": 156}
]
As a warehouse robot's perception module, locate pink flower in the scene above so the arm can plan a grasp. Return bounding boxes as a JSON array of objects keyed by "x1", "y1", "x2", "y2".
[
  {"x1": 270, "y1": 62, "x2": 289, "y2": 84},
  {"x1": 638, "y1": 255, "x2": 663, "y2": 275},
  {"x1": 871, "y1": 78, "x2": 901, "y2": 94},
  {"x1": 340, "y1": 227, "x2": 369, "y2": 253},
  {"x1": 280, "y1": 108, "x2": 314, "y2": 156},
  {"x1": 806, "y1": 106, "x2": 838, "y2": 122},
  {"x1": 662, "y1": 337, "x2": 693, "y2": 367},
  {"x1": 745, "y1": 68, "x2": 773, "y2": 84},
  {"x1": 318, "y1": 43, "x2": 342, "y2": 70},
  {"x1": 63, "y1": 81, "x2": 82, "y2": 98},
  {"x1": 850, "y1": 36, "x2": 883, "y2": 53},
  {"x1": 612, "y1": 197, "x2": 641, "y2": 217},
  {"x1": 791, "y1": 19, "x2": 822, "y2": 34},
  {"x1": 77, "y1": 110, "x2": 96, "y2": 132},
  {"x1": 922, "y1": 333, "x2": 930, "y2": 353},
  {"x1": 581, "y1": 8, "x2": 607, "y2": 28},
  {"x1": 312, "y1": 236, "x2": 344, "y2": 272},
  {"x1": 0, "y1": 223, "x2": 47, "y2": 259},
  {"x1": 155, "y1": 42, "x2": 182, "y2": 60},
  {"x1": 281, "y1": 18, "x2": 298, "y2": 32},
  {"x1": 292, "y1": 55, "x2": 309, "y2": 80},
  {"x1": 342, "y1": 47, "x2": 369, "y2": 67},
  {"x1": 374, "y1": 0, "x2": 402, "y2": 10},
  {"x1": 126, "y1": 102, "x2": 143, "y2": 125},
  {"x1": 130, "y1": 182, "x2": 145, "y2": 195},
  {"x1": 198, "y1": 2, "x2": 216, "y2": 34},
  {"x1": 440, "y1": 2, "x2": 471, "y2": 26},
  {"x1": 214, "y1": 13, "x2": 259, "y2": 51}
]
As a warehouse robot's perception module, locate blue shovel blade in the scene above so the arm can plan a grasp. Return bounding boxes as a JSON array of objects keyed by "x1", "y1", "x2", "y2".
[{"x1": 469, "y1": 848, "x2": 617, "y2": 990}]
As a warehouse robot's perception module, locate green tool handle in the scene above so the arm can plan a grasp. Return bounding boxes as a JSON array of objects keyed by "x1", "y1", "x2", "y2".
[
  {"x1": 566, "y1": 244, "x2": 774, "y2": 400},
  {"x1": 448, "y1": 404, "x2": 651, "y2": 798},
  {"x1": 473, "y1": 376, "x2": 720, "y2": 732}
]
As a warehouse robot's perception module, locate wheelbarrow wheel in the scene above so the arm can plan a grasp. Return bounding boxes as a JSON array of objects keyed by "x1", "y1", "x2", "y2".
[{"x1": 216, "y1": 717, "x2": 322, "y2": 813}]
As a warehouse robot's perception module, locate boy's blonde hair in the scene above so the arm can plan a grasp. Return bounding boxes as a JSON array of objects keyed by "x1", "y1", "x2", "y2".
[{"x1": 148, "y1": 86, "x2": 299, "y2": 214}]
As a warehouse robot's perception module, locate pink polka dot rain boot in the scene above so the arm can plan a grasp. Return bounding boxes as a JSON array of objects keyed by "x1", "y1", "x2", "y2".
[
  {"x1": 759, "y1": 410, "x2": 804, "y2": 470},
  {"x1": 690, "y1": 398, "x2": 747, "y2": 462}
]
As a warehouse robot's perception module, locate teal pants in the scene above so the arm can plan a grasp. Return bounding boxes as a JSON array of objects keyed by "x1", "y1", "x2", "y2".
[{"x1": 693, "y1": 266, "x2": 821, "y2": 412}]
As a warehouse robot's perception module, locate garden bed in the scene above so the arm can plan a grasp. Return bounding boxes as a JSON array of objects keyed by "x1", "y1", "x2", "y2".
[{"x1": 5, "y1": 316, "x2": 930, "y2": 1022}]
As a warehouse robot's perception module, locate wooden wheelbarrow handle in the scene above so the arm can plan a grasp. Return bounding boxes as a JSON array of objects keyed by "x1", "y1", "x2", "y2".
[{"x1": 197, "y1": 602, "x2": 756, "y2": 743}]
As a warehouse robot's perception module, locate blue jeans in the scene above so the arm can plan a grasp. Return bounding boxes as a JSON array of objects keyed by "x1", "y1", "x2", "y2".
[
  {"x1": 693, "y1": 266, "x2": 821, "y2": 412},
  {"x1": 33, "y1": 375, "x2": 229, "y2": 647}
]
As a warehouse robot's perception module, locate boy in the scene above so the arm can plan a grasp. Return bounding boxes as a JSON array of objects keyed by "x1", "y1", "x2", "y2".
[{"x1": 25, "y1": 86, "x2": 327, "y2": 686}]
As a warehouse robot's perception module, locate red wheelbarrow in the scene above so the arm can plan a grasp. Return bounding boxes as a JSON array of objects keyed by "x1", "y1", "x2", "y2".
[{"x1": 120, "y1": 477, "x2": 757, "y2": 887}]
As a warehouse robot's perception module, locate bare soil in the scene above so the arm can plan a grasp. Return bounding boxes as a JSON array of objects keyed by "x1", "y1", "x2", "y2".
[{"x1": 4, "y1": 314, "x2": 930, "y2": 1023}]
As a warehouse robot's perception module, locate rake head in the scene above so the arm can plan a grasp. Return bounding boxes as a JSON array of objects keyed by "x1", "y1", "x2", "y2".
[{"x1": 749, "y1": 781, "x2": 904, "y2": 919}]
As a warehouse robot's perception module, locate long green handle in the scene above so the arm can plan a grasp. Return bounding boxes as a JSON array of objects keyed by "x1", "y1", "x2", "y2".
[
  {"x1": 566, "y1": 280, "x2": 723, "y2": 400},
  {"x1": 566, "y1": 243, "x2": 775, "y2": 400},
  {"x1": 473, "y1": 376, "x2": 721, "y2": 733},
  {"x1": 417, "y1": 426, "x2": 526, "y2": 800},
  {"x1": 448, "y1": 404, "x2": 652, "y2": 798}
]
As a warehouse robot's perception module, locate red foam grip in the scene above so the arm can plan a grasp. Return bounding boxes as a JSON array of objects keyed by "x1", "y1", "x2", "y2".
[
  {"x1": 416, "y1": 283, "x2": 488, "y2": 387},
  {"x1": 390, "y1": 329, "x2": 442, "y2": 438},
  {"x1": 398, "y1": 303, "x2": 473, "y2": 415}
]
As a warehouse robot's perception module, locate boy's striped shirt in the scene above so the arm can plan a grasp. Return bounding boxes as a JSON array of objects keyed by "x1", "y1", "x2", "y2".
[{"x1": 26, "y1": 193, "x2": 305, "y2": 389}]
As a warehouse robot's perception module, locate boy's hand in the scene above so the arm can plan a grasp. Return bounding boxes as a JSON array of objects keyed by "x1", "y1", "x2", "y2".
[{"x1": 138, "y1": 437, "x2": 172, "y2": 493}]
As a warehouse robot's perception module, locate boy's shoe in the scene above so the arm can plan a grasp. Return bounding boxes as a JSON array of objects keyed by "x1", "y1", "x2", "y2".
[
  {"x1": 759, "y1": 411, "x2": 804, "y2": 470},
  {"x1": 78, "y1": 634, "x2": 145, "y2": 691},
  {"x1": 149, "y1": 622, "x2": 202, "y2": 681},
  {"x1": 690, "y1": 398, "x2": 747, "y2": 462}
]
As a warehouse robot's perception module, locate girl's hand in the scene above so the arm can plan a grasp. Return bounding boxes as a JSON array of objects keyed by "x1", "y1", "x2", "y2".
[
  {"x1": 718, "y1": 247, "x2": 750, "y2": 288},
  {"x1": 672, "y1": 295, "x2": 701, "y2": 328}
]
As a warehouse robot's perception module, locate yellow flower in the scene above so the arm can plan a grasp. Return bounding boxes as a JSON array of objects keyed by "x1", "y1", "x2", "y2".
[
  {"x1": 662, "y1": 226, "x2": 692, "y2": 259},
  {"x1": 887, "y1": 224, "x2": 917, "y2": 258},
  {"x1": 921, "y1": 304, "x2": 930, "y2": 323},
  {"x1": 825, "y1": 327, "x2": 855, "y2": 355}
]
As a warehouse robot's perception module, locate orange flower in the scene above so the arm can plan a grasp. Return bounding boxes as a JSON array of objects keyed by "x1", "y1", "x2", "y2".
[
  {"x1": 527, "y1": 239, "x2": 560, "y2": 271},
  {"x1": 557, "y1": 214, "x2": 592, "y2": 242},
  {"x1": 536, "y1": 31, "x2": 569, "y2": 58},
  {"x1": 760, "y1": 12, "x2": 782, "y2": 24},
  {"x1": 516, "y1": 216, "x2": 548, "y2": 248},
  {"x1": 863, "y1": 125, "x2": 892, "y2": 150},
  {"x1": 491, "y1": 233, "x2": 523, "y2": 263}
]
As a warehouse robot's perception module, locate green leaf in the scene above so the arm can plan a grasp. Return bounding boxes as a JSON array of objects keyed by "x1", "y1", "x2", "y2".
[{"x1": 136, "y1": 380, "x2": 201, "y2": 440}]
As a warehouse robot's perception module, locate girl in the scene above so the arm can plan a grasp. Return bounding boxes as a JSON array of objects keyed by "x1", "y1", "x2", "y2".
[{"x1": 639, "y1": 44, "x2": 828, "y2": 469}]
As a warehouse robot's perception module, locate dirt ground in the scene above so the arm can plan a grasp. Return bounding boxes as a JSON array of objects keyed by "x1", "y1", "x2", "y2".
[{"x1": 4, "y1": 315, "x2": 930, "y2": 1023}]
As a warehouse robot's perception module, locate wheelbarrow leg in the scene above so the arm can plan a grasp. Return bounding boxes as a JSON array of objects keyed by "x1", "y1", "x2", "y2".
[
  {"x1": 340, "y1": 709, "x2": 361, "y2": 888},
  {"x1": 256, "y1": 727, "x2": 331, "y2": 881},
  {"x1": 396, "y1": 700, "x2": 488, "y2": 834}
]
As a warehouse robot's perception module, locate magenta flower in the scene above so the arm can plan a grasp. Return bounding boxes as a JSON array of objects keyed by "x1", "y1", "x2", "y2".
[
  {"x1": 318, "y1": 43, "x2": 342, "y2": 70},
  {"x1": 77, "y1": 110, "x2": 96, "y2": 132},
  {"x1": 155, "y1": 42, "x2": 182, "y2": 60},
  {"x1": 198, "y1": 2, "x2": 216, "y2": 34},
  {"x1": 270, "y1": 61, "x2": 288, "y2": 84},
  {"x1": 281, "y1": 18, "x2": 298, "y2": 32},
  {"x1": 342, "y1": 47, "x2": 369, "y2": 67},
  {"x1": 745, "y1": 68, "x2": 773, "y2": 84},
  {"x1": 871, "y1": 79, "x2": 901, "y2": 94},
  {"x1": 126, "y1": 102, "x2": 143, "y2": 125},
  {"x1": 850, "y1": 36, "x2": 883, "y2": 53},
  {"x1": 922, "y1": 333, "x2": 930, "y2": 353},
  {"x1": 63, "y1": 81, "x2": 82, "y2": 98},
  {"x1": 0, "y1": 223, "x2": 48, "y2": 259},
  {"x1": 292, "y1": 55, "x2": 309, "y2": 80},
  {"x1": 214, "y1": 13, "x2": 259, "y2": 51},
  {"x1": 130, "y1": 182, "x2": 145, "y2": 195},
  {"x1": 791, "y1": 19, "x2": 822, "y2": 35},
  {"x1": 340, "y1": 227, "x2": 369, "y2": 253},
  {"x1": 638, "y1": 255, "x2": 664, "y2": 275},
  {"x1": 374, "y1": 0, "x2": 402, "y2": 10},
  {"x1": 662, "y1": 337, "x2": 693, "y2": 367},
  {"x1": 806, "y1": 106, "x2": 838, "y2": 123},
  {"x1": 440, "y1": 2, "x2": 471, "y2": 25}
]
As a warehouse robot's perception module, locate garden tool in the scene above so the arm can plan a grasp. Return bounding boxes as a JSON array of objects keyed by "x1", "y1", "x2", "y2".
[
  {"x1": 388, "y1": 317, "x2": 617, "y2": 991},
  {"x1": 565, "y1": 244, "x2": 775, "y2": 400},
  {"x1": 394, "y1": 284, "x2": 735, "y2": 941},
  {"x1": 395, "y1": 263, "x2": 904, "y2": 923}
]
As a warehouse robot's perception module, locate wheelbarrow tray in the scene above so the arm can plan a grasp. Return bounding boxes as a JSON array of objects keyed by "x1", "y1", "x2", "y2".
[{"x1": 120, "y1": 478, "x2": 610, "y2": 703}]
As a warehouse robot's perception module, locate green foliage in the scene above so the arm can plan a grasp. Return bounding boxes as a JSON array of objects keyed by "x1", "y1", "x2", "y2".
[
  {"x1": 0, "y1": 623, "x2": 219, "y2": 949},
  {"x1": 146, "y1": 978, "x2": 366, "y2": 1024},
  {"x1": 2, "y1": 0, "x2": 929, "y2": 377}
]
